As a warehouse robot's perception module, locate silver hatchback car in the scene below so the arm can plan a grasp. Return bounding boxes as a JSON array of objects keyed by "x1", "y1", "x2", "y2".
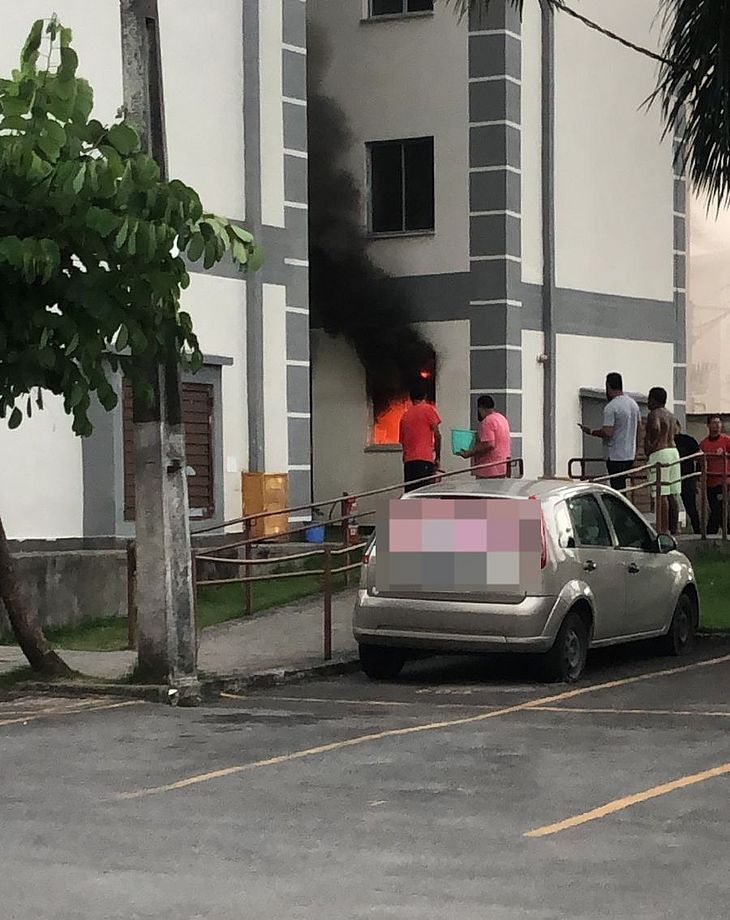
[{"x1": 354, "y1": 478, "x2": 699, "y2": 682}]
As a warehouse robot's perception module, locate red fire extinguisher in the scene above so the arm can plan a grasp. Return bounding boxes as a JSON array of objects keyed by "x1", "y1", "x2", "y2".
[{"x1": 341, "y1": 493, "x2": 359, "y2": 545}]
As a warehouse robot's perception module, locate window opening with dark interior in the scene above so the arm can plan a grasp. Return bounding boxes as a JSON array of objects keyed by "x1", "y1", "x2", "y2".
[
  {"x1": 368, "y1": 137, "x2": 434, "y2": 234},
  {"x1": 371, "y1": 0, "x2": 433, "y2": 17}
]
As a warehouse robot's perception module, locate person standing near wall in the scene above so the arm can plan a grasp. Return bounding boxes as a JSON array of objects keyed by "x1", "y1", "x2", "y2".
[
  {"x1": 398, "y1": 383, "x2": 441, "y2": 493},
  {"x1": 579, "y1": 372, "x2": 640, "y2": 493},
  {"x1": 644, "y1": 387, "x2": 681, "y2": 535},
  {"x1": 459, "y1": 394, "x2": 511, "y2": 478},
  {"x1": 699, "y1": 415, "x2": 730, "y2": 535},
  {"x1": 675, "y1": 420, "x2": 701, "y2": 534}
]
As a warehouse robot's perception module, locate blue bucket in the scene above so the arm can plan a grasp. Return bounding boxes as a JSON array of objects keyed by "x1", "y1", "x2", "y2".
[{"x1": 305, "y1": 524, "x2": 326, "y2": 544}]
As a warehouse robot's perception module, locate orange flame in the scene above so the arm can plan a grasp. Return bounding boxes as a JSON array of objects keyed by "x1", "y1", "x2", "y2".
[{"x1": 372, "y1": 398, "x2": 411, "y2": 445}]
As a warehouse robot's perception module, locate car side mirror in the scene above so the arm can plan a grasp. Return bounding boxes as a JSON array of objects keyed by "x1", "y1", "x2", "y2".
[{"x1": 656, "y1": 533, "x2": 677, "y2": 554}]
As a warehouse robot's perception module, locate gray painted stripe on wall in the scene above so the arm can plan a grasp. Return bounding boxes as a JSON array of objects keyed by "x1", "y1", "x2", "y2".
[
  {"x1": 674, "y1": 254, "x2": 686, "y2": 290},
  {"x1": 470, "y1": 347, "x2": 522, "y2": 390},
  {"x1": 283, "y1": 206, "x2": 309, "y2": 262},
  {"x1": 286, "y1": 310, "x2": 310, "y2": 362},
  {"x1": 287, "y1": 365, "x2": 311, "y2": 414},
  {"x1": 287, "y1": 468, "x2": 311, "y2": 510},
  {"x1": 283, "y1": 47, "x2": 307, "y2": 99},
  {"x1": 284, "y1": 153, "x2": 308, "y2": 203},
  {"x1": 674, "y1": 214, "x2": 686, "y2": 251},
  {"x1": 288, "y1": 416, "x2": 312, "y2": 467},
  {"x1": 283, "y1": 0, "x2": 306, "y2": 46},
  {"x1": 469, "y1": 80, "x2": 521, "y2": 124},
  {"x1": 470, "y1": 212, "x2": 520, "y2": 258},
  {"x1": 283, "y1": 101, "x2": 307, "y2": 150},
  {"x1": 674, "y1": 365, "x2": 687, "y2": 401},
  {"x1": 470, "y1": 168, "x2": 520, "y2": 213},
  {"x1": 470, "y1": 301, "x2": 522, "y2": 347},
  {"x1": 469, "y1": 1, "x2": 521, "y2": 31},
  {"x1": 469, "y1": 123, "x2": 521, "y2": 170},
  {"x1": 521, "y1": 283, "x2": 679, "y2": 342},
  {"x1": 469, "y1": 33, "x2": 521, "y2": 80},
  {"x1": 471, "y1": 258, "x2": 521, "y2": 303},
  {"x1": 82, "y1": 396, "x2": 118, "y2": 536}
]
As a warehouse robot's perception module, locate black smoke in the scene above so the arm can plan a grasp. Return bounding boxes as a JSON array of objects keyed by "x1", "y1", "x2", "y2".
[{"x1": 307, "y1": 32, "x2": 436, "y2": 417}]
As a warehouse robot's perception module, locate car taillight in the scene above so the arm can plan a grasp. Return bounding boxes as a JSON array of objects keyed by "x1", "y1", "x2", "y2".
[{"x1": 529, "y1": 496, "x2": 548, "y2": 569}]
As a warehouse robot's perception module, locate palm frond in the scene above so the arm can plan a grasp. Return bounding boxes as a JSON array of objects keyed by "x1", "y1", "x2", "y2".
[{"x1": 655, "y1": 0, "x2": 730, "y2": 208}]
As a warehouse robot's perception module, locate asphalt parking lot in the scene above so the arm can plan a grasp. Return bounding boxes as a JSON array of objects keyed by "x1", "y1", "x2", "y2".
[{"x1": 2, "y1": 644, "x2": 730, "y2": 920}]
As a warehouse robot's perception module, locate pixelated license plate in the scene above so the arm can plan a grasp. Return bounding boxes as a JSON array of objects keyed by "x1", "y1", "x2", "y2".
[{"x1": 376, "y1": 498, "x2": 542, "y2": 594}]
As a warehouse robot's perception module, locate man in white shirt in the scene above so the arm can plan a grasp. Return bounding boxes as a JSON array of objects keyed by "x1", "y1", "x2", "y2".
[{"x1": 579, "y1": 372, "x2": 640, "y2": 493}]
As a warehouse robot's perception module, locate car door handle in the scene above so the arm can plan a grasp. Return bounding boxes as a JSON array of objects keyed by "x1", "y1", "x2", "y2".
[
  {"x1": 627, "y1": 563, "x2": 640, "y2": 574},
  {"x1": 583, "y1": 560, "x2": 597, "y2": 572}
]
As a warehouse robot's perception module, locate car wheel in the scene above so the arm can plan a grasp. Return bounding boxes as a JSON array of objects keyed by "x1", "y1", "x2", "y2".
[
  {"x1": 359, "y1": 644, "x2": 405, "y2": 680},
  {"x1": 659, "y1": 593, "x2": 696, "y2": 657},
  {"x1": 540, "y1": 611, "x2": 589, "y2": 684}
]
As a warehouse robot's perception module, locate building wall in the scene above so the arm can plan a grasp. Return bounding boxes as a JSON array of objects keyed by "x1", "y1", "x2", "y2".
[
  {"x1": 520, "y1": 0, "x2": 543, "y2": 287},
  {"x1": 311, "y1": 320, "x2": 471, "y2": 514},
  {"x1": 553, "y1": 0, "x2": 673, "y2": 303},
  {"x1": 158, "y1": 0, "x2": 246, "y2": 221},
  {"x1": 309, "y1": 0, "x2": 684, "y2": 498},
  {"x1": 308, "y1": 0, "x2": 470, "y2": 279},
  {"x1": 687, "y1": 191, "x2": 730, "y2": 415},
  {"x1": 0, "y1": 1, "x2": 310, "y2": 541},
  {"x1": 555, "y1": 335, "x2": 675, "y2": 475}
]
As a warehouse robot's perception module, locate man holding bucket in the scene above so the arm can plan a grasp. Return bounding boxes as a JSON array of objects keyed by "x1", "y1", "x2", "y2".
[{"x1": 459, "y1": 394, "x2": 512, "y2": 478}]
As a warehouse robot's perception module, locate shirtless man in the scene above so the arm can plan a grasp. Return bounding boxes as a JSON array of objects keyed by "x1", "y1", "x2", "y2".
[{"x1": 645, "y1": 386, "x2": 681, "y2": 534}]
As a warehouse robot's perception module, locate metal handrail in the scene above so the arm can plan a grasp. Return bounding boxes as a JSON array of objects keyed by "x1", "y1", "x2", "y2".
[{"x1": 193, "y1": 456, "x2": 525, "y2": 536}]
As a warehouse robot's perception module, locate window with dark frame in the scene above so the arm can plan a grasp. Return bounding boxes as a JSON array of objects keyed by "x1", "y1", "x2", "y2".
[
  {"x1": 122, "y1": 381, "x2": 215, "y2": 521},
  {"x1": 368, "y1": 137, "x2": 435, "y2": 235},
  {"x1": 370, "y1": 0, "x2": 433, "y2": 17}
]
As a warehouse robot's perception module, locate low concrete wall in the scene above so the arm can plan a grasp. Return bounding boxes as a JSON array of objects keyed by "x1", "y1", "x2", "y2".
[{"x1": 0, "y1": 550, "x2": 128, "y2": 639}]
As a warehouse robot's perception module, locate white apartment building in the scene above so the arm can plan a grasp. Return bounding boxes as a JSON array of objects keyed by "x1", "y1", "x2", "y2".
[
  {"x1": 308, "y1": 0, "x2": 686, "y2": 501},
  {"x1": 0, "y1": 0, "x2": 312, "y2": 545}
]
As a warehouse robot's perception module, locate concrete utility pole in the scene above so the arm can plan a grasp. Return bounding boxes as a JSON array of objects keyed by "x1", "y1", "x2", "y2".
[{"x1": 119, "y1": 0, "x2": 199, "y2": 699}]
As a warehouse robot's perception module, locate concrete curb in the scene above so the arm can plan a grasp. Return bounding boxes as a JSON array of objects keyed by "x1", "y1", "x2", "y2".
[{"x1": 1, "y1": 655, "x2": 362, "y2": 704}]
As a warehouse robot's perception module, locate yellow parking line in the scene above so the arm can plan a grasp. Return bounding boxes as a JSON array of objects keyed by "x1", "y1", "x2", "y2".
[
  {"x1": 0, "y1": 699, "x2": 141, "y2": 729},
  {"x1": 525, "y1": 762, "x2": 730, "y2": 838},
  {"x1": 119, "y1": 653, "x2": 730, "y2": 800},
  {"x1": 532, "y1": 706, "x2": 730, "y2": 718}
]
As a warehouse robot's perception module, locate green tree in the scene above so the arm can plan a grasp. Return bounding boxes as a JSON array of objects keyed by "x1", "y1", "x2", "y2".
[
  {"x1": 458, "y1": 0, "x2": 730, "y2": 208},
  {"x1": 0, "y1": 19, "x2": 260, "y2": 676}
]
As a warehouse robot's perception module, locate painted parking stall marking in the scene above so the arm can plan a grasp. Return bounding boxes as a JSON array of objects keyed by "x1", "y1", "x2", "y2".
[{"x1": 118, "y1": 653, "x2": 730, "y2": 800}]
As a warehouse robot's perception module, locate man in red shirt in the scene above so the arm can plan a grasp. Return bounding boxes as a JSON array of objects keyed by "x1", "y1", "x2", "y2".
[
  {"x1": 699, "y1": 415, "x2": 730, "y2": 534},
  {"x1": 398, "y1": 384, "x2": 441, "y2": 492},
  {"x1": 459, "y1": 394, "x2": 512, "y2": 478}
]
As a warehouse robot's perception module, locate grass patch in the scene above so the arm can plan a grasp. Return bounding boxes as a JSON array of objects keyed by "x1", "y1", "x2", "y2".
[
  {"x1": 0, "y1": 666, "x2": 37, "y2": 691},
  {"x1": 18, "y1": 548, "x2": 363, "y2": 653},
  {"x1": 694, "y1": 552, "x2": 730, "y2": 631}
]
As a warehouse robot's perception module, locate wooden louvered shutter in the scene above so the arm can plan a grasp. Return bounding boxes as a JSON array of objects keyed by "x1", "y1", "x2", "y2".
[{"x1": 123, "y1": 380, "x2": 215, "y2": 521}]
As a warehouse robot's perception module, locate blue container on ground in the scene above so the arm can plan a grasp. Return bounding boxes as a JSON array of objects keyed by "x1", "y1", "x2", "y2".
[
  {"x1": 451, "y1": 429, "x2": 476, "y2": 455},
  {"x1": 305, "y1": 524, "x2": 326, "y2": 544}
]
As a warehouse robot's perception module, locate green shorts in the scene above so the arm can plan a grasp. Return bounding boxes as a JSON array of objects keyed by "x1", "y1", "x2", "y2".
[{"x1": 648, "y1": 448, "x2": 682, "y2": 497}]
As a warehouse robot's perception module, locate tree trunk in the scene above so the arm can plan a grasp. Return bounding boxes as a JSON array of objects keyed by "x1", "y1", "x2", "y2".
[{"x1": 0, "y1": 514, "x2": 73, "y2": 677}]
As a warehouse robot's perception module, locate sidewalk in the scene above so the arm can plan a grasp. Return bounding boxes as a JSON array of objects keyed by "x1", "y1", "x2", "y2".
[{"x1": 0, "y1": 588, "x2": 359, "y2": 683}]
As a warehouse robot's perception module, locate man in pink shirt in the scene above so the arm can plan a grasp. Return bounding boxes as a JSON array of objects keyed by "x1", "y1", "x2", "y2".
[{"x1": 459, "y1": 394, "x2": 511, "y2": 478}]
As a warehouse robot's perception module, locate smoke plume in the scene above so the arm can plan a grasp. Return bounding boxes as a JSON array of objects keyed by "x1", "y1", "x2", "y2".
[{"x1": 307, "y1": 31, "x2": 436, "y2": 416}]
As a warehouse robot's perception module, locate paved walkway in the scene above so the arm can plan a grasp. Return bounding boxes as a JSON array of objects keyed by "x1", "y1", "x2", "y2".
[{"x1": 0, "y1": 589, "x2": 359, "y2": 682}]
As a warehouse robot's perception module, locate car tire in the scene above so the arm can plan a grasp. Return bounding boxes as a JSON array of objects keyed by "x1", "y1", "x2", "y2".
[
  {"x1": 658, "y1": 593, "x2": 696, "y2": 657},
  {"x1": 540, "y1": 611, "x2": 589, "y2": 684},
  {"x1": 359, "y1": 644, "x2": 405, "y2": 680}
]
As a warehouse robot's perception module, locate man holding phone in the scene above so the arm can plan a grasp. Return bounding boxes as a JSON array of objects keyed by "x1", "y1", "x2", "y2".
[{"x1": 578, "y1": 372, "x2": 640, "y2": 494}]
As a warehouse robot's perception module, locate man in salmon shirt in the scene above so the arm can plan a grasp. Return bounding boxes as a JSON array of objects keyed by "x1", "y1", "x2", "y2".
[
  {"x1": 699, "y1": 415, "x2": 730, "y2": 534},
  {"x1": 398, "y1": 384, "x2": 442, "y2": 492},
  {"x1": 459, "y1": 394, "x2": 511, "y2": 478}
]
